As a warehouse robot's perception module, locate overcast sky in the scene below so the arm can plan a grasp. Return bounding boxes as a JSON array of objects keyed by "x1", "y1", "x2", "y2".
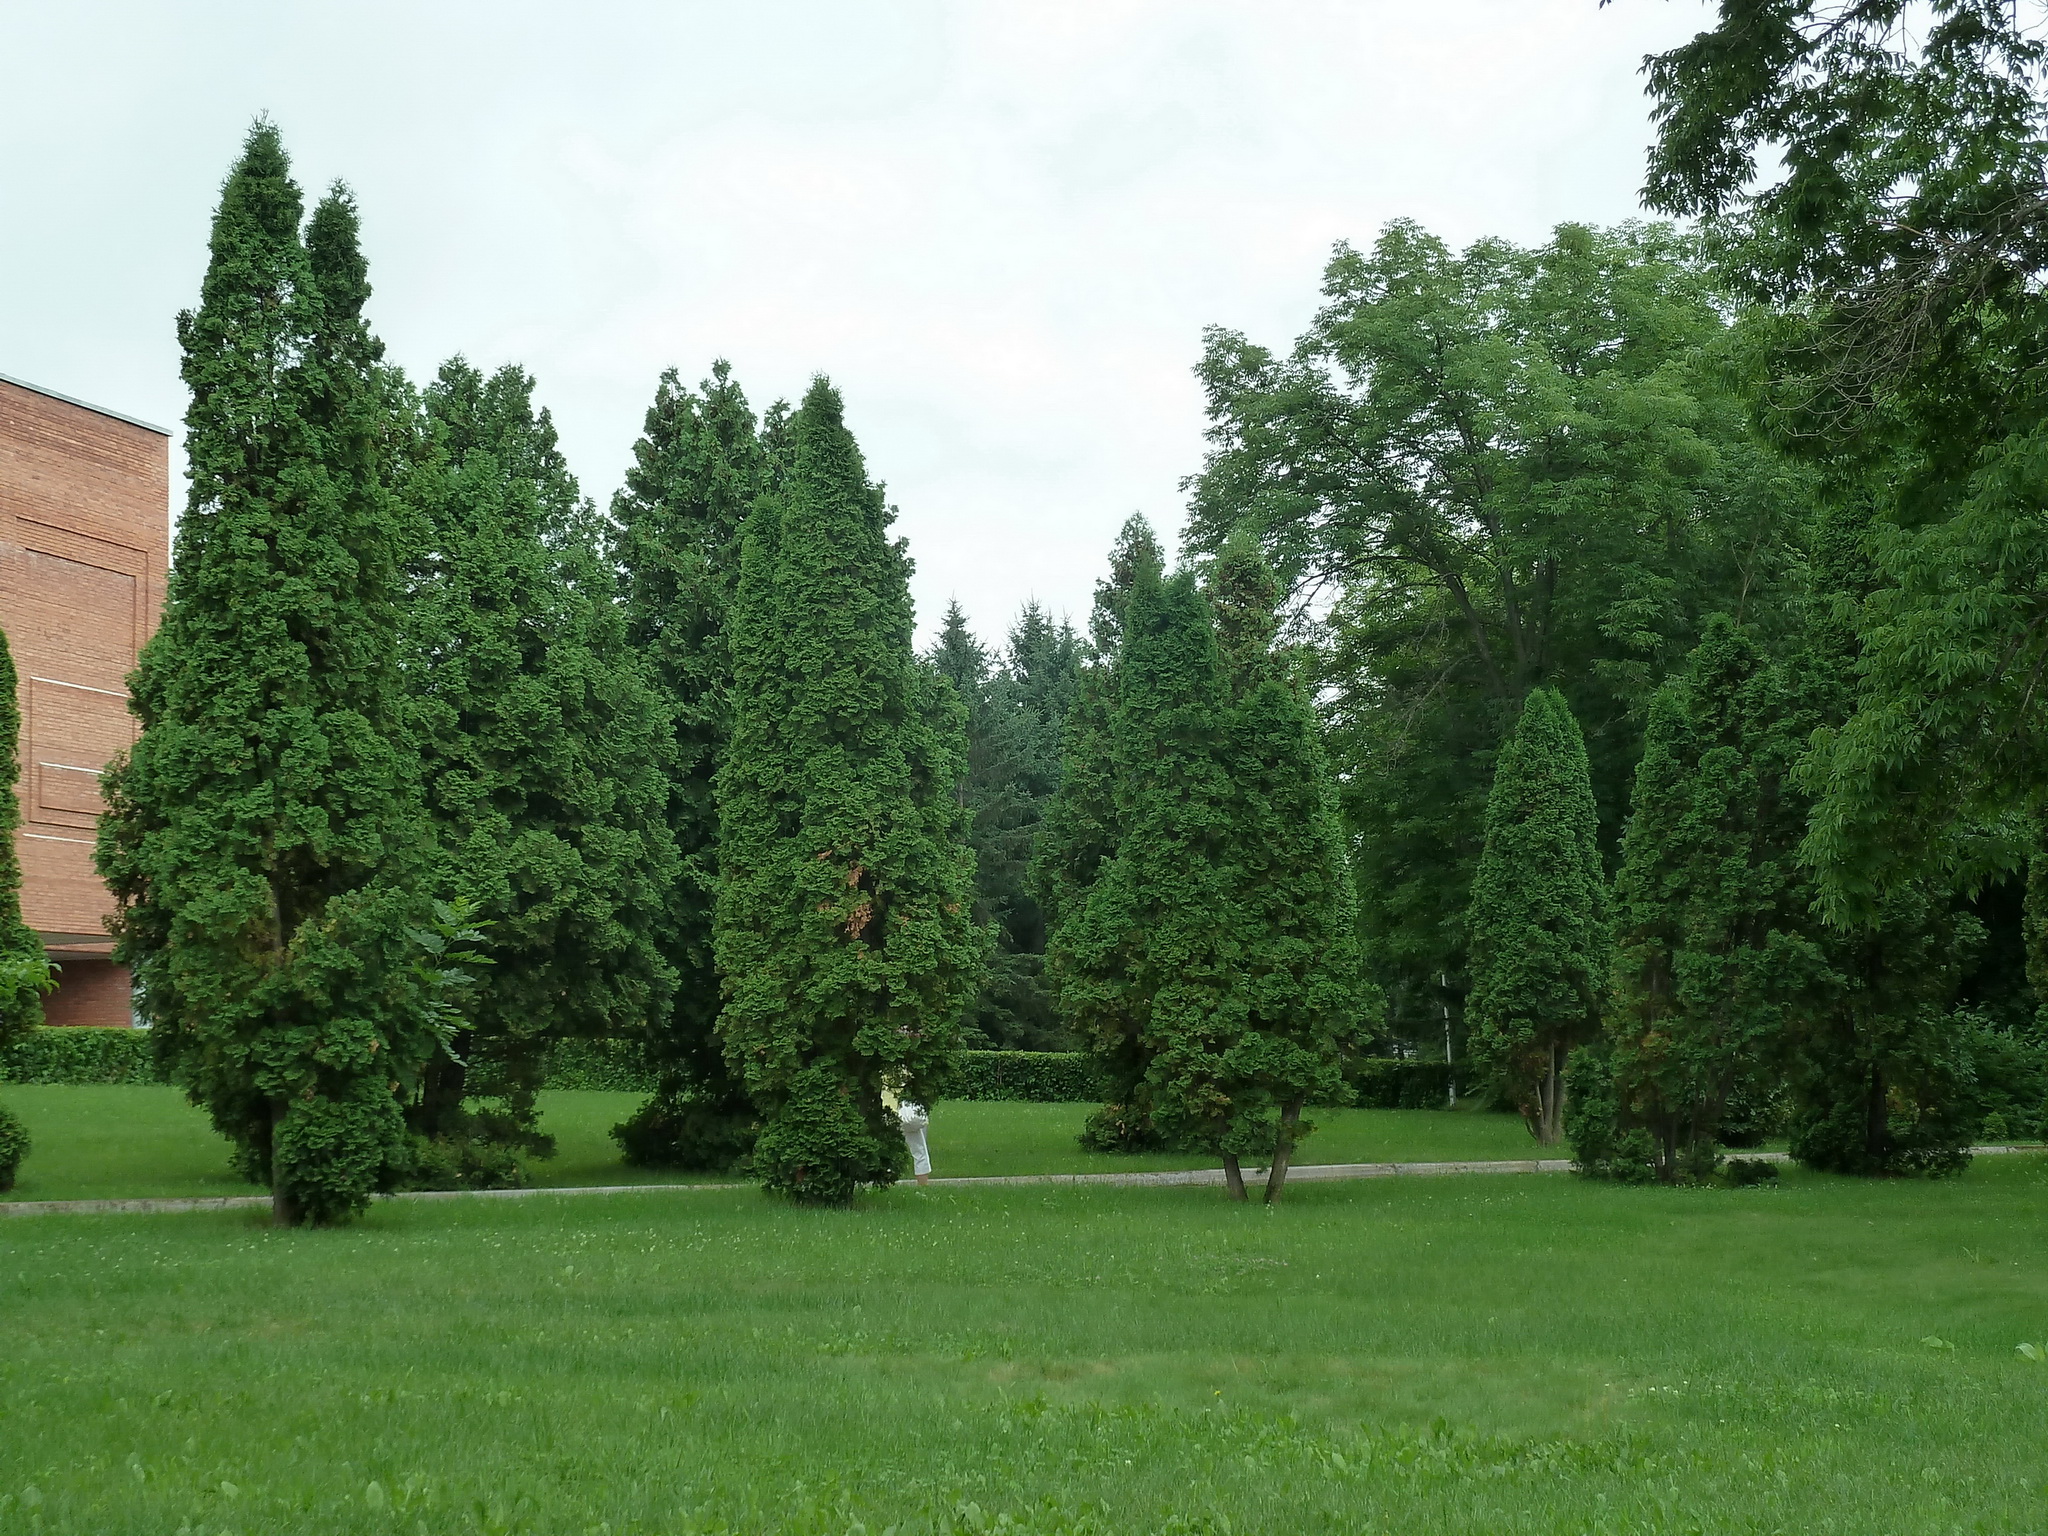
[{"x1": 1, "y1": 1, "x2": 1710, "y2": 649}]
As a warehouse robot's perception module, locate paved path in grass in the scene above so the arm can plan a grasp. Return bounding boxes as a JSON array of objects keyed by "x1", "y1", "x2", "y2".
[{"x1": 4, "y1": 1145, "x2": 2039, "y2": 1218}]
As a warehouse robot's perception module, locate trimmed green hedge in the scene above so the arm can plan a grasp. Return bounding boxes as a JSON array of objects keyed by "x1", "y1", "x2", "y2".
[
  {"x1": 2, "y1": 1026, "x2": 162, "y2": 1085},
  {"x1": 950, "y1": 1051, "x2": 1109, "y2": 1102},
  {"x1": 1350, "y1": 1058, "x2": 1464, "y2": 1111},
  {"x1": 542, "y1": 1037, "x2": 656, "y2": 1093},
  {"x1": 1, "y1": 1029, "x2": 1470, "y2": 1113}
]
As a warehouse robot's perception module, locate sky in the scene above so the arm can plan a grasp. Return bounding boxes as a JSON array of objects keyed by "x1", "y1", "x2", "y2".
[{"x1": 0, "y1": 0, "x2": 1713, "y2": 650}]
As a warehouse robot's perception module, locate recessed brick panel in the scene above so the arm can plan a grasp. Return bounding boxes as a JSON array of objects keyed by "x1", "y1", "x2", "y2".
[{"x1": 1, "y1": 376, "x2": 169, "y2": 1025}]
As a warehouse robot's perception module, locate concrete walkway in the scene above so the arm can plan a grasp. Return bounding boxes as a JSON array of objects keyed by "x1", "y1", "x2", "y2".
[{"x1": 2, "y1": 1145, "x2": 2036, "y2": 1219}]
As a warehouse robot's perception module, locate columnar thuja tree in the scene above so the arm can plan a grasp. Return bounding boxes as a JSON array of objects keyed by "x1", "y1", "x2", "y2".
[
  {"x1": 611, "y1": 362, "x2": 764, "y2": 1169},
  {"x1": 1046, "y1": 541, "x2": 1365, "y2": 1201},
  {"x1": 1465, "y1": 687, "x2": 1608, "y2": 1145},
  {"x1": 403, "y1": 359, "x2": 679, "y2": 1181},
  {"x1": 1036, "y1": 517, "x2": 1164, "y2": 1148},
  {"x1": 0, "y1": 627, "x2": 55, "y2": 1189},
  {"x1": 97, "y1": 126, "x2": 435, "y2": 1225},
  {"x1": 714, "y1": 379, "x2": 982, "y2": 1204},
  {"x1": 1586, "y1": 617, "x2": 1820, "y2": 1182},
  {"x1": 1192, "y1": 538, "x2": 1367, "y2": 1200}
]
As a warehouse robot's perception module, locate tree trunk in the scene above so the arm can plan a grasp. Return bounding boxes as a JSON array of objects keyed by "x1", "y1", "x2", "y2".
[
  {"x1": 269, "y1": 1099, "x2": 300, "y2": 1227},
  {"x1": 1222, "y1": 1153, "x2": 1247, "y2": 1202},
  {"x1": 1534, "y1": 1043, "x2": 1564, "y2": 1146},
  {"x1": 1264, "y1": 1099, "x2": 1305, "y2": 1204},
  {"x1": 417, "y1": 1048, "x2": 469, "y2": 1140},
  {"x1": 1864, "y1": 1061, "x2": 1888, "y2": 1167}
]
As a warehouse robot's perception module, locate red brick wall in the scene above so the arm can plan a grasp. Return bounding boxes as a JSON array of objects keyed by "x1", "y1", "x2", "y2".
[
  {"x1": 0, "y1": 376, "x2": 169, "y2": 1025},
  {"x1": 39, "y1": 956, "x2": 134, "y2": 1028}
]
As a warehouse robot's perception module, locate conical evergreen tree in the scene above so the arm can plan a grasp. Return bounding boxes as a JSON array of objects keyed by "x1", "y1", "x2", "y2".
[
  {"x1": 1465, "y1": 686, "x2": 1609, "y2": 1145},
  {"x1": 714, "y1": 378, "x2": 982, "y2": 1204},
  {"x1": 1037, "y1": 517, "x2": 1164, "y2": 1147},
  {"x1": 1049, "y1": 562, "x2": 1235, "y2": 1158},
  {"x1": 402, "y1": 359, "x2": 679, "y2": 1183},
  {"x1": 96, "y1": 127, "x2": 433, "y2": 1224},
  {"x1": 0, "y1": 627, "x2": 55, "y2": 1189},
  {"x1": 610, "y1": 362, "x2": 764, "y2": 1168},
  {"x1": 982, "y1": 602, "x2": 1083, "y2": 1048},
  {"x1": 1200, "y1": 537, "x2": 1371, "y2": 1200},
  {"x1": 1585, "y1": 617, "x2": 1822, "y2": 1182},
  {"x1": 926, "y1": 600, "x2": 1078, "y2": 1048}
]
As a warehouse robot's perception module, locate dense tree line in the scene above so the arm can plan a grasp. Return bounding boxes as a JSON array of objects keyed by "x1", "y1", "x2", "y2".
[
  {"x1": 84, "y1": 26, "x2": 2048, "y2": 1222},
  {"x1": 96, "y1": 126, "x2": 978, "y2": 1219}
]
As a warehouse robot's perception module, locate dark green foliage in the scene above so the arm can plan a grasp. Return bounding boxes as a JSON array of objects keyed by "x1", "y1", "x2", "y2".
[
  {"x1": 927, "y1": 601, "x2": 1083, "y2": 1049},
  {"x1": 1036, "y1": 517, "x2": 1164, "y2": 1129},
  {"x1": 1465, "y1": 688, "x2": 1609, "y2": 1145},
  {"x1": 541, "y1": 1037, "x2": 654, "y2": 1094},
  {"x1": 1347, "y1": 1058, "x2": 1462, "y2": 1112},
  {"x1": 610, "y1": 362, "x2": 763, "y2": 1169},
  {"x1": 1595, "y1": 619, "x2": 1824, "y2": 1182},
  {"x1": 1785, "y1": 505, "x2": 1990, "y2": 1176},
  {"x1": 0, "y1": 626, "x2": 51, "y2": 1043},
  {"x1": 1187, "y1": 219, "x2": 1810, "y2": 1057},
  {"x1": 0, "y1": 1027, "x2": 162, "y2": 1085},
  {"x1": 1563, "y1": 1042, "x2": 1657, "y2": 1183},
  {"x1": 402, "y1": 359, "x2": 679, "y2": 1182},
  {"x1": 947, "y1": 1050, "x2": 1110, "y2": 1103},
  {"x1": 96, "y1": 126, "x2": 435, "y2": 1225},
  {"x1": 1636, "y1": 10, "x2": 2048, "y2": 1063},
  {"x1": 1045, "y1": 540, "x2": 1365, "y2": 1198},
  {"x1": 1, "y1": 627, "x2": 54, "y2": 1184},
  {"x1": 714, "y1": 379, "x2": 982, "y2": 1204}
]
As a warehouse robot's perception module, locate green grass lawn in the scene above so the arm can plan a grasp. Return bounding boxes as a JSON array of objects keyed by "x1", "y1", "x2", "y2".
[
  {"x1": 3, "y1": 1158, "x2": 2047, "y2": 1533},
  {"x1": 0, "y1": 1086, "x2": 1544, "y2": 1203}
]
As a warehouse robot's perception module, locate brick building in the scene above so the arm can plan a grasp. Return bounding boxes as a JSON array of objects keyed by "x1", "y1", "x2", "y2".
[{"x1": 0, "y1": 373, "x2": 171, "y2": 1027}]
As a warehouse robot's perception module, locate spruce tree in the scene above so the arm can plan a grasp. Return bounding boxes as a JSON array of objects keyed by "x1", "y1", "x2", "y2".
[
  {"x1": 610, "y1": 363, "x2": 764, "y2": 1168},
  {"x1": 714, "y1": 378, "x2": 981, "y2": 1204},
  {"x1": 0, "y1": 627, "x2": 55, "y2": 1189},
  {"x1": 926, "y1": 600, "x2": 1081, "y2": 1049},
  {"x1": 1465, "y1": 687, "x2": 1608, "y2": 1145},
  {"x1": 1586, "y1": 618, "x2": 1821, "y2": 1182},
  {"x1": 96, "y1": 127, "x2": 434, "y2": 1225},
  {"x1": 983, "y1": 603, "x2": 1083, "y2": 1048},
  {"x1": 1037, "y1": 517, "x2": 1164, "y2": 1146},
  {"x1": 402, "y1": 359, "x2": 679, "y2": 1183}
]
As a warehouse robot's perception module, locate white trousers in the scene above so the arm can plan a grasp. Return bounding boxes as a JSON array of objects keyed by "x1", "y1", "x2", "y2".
[{"x1": 901, "y1": 1120, "x2": 930, "y2": 1176}]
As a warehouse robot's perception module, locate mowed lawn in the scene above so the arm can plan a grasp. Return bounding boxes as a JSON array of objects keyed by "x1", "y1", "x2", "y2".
[
  {"x1": 3, "y1": 1160, "x2": 2047, "y2": 1534},
  {"x1": 0, "y1": 1086, "x2": 1545, "y2": 1203}
]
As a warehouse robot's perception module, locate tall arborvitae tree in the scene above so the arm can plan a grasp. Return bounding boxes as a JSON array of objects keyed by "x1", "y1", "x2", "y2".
[
  {"x1": 926, "y1": 601, "x2": 1082, "y2": 1049},
  {"x1": 0, "y1": 627, "x2": 55, "y2": 1189},
  {"x1": 714, "y1": 379, "x2": 982, "y2": 1204},
  {"x1": 1049, "y1": 562, "x2": 1238, "y2": 1162},
  {"x1": 1584, "y1": 617, "x2": 1822, "y2": 1183},
  {"x1": 1047, "y1": 543, "x2": 1365, "y2": 1200},
  {"x1": 1202, "y1": 537, "x2": 1370, "y2": 1200},
  {"x1": 402, "y1": 359, "x2": 679, "y2": 1183},
  {"x1": 1465, "y1": 687, "x2": 1608, "y2": 1145},
  {"x1": 610, "y1": 363, "x2": 764, "y2": 1168},
  {"x1": 97, "y1": 128, "x2": 433, "y2": 1225},
  {"x1": 1037, "y1": 516, "x2": 1164, "y2": 1146}
]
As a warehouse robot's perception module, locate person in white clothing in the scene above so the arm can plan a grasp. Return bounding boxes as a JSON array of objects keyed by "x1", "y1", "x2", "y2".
[{"x1": 896, "y1": 1099, "x2": 931, "y2": 1186}]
